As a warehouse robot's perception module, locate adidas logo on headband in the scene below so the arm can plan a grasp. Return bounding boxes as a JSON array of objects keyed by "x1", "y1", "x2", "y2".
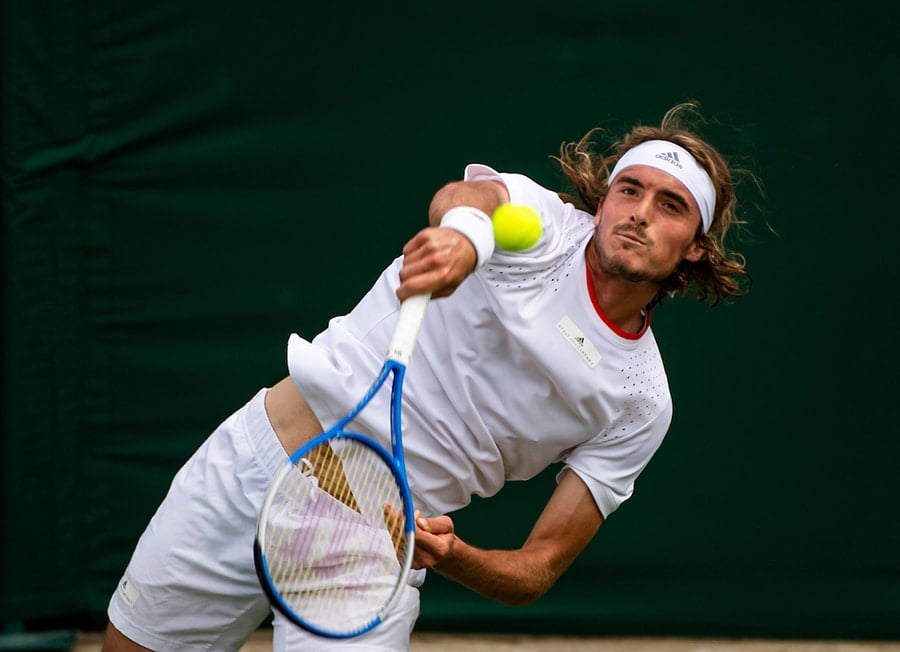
[{"x1": 655, "y1": 151, "x2": 682, "y2": 168}]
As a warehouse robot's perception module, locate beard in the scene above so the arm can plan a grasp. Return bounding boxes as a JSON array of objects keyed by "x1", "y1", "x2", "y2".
[
  {"x1": 597, "y1": 250, "x2": 670, "y2": 283},
  {"x1": 594, "y1": 226, "x2": 676, "y2": 284}
]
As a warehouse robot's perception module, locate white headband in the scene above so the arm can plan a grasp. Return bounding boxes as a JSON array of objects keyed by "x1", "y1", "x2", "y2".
[{"x1": 607, "y1": 139, "x2": 716, "y2": 232}]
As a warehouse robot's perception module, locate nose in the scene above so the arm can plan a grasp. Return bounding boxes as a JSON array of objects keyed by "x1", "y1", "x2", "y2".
[{"x1": 630, "y1": 199, "x2": 651, "y2": 227}]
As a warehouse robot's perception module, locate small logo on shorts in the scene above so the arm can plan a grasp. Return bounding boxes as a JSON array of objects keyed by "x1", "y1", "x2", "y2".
[
  {"x1": 119, "y1": 574, "x2": 140, "y2": 608},
  {"x1": 655, "y1": 151, "x2": 682, "y2": 168}
]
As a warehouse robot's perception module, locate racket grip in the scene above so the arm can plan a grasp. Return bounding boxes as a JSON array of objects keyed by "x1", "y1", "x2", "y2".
[{"x1": 388, "y1": 294, "x2": 431, "y2": 365}]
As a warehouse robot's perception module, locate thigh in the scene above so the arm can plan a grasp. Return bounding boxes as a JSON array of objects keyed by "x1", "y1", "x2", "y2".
[{"x1": 108, "y1": 391, "x2": 277, "y2": 651}]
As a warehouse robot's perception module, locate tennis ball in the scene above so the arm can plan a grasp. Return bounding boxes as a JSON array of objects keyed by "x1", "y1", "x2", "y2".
[{"x1": 491, "y1": 203, "x2": 542, "y2": 251}]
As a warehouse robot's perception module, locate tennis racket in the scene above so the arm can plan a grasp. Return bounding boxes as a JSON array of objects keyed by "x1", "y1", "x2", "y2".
[{"x1": 254, "y1": 293, "x2": 430, "y2": 638}]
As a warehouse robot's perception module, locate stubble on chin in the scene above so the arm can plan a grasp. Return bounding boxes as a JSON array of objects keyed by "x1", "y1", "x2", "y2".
[{"x1": 593, "y1": 237, "x2": 671, "y2": 284}]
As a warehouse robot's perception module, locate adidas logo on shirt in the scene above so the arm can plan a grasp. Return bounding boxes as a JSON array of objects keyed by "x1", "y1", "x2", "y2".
[
  {"x1": 655, "y1": 151, "x2": 682, "y2": 168},
  {"x1": 556, "y1": 316, "x2": 601, "y2": 368}
]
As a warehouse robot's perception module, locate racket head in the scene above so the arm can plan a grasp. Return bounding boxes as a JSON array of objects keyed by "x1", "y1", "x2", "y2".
[{"x1": 255, "y1": 431, "x2": 415, "y2": 638}]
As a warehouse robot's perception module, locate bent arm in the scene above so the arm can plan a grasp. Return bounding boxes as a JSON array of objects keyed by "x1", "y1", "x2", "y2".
[
  {"x1": 397, "y1": 179, "x2": 510, "y2": 300},
  {"x1": 413, "y1": 469, "x2": 604, "y2": 606},
  {"x1": 427, "y1": 179, "x2": 509, "y2": 227}
]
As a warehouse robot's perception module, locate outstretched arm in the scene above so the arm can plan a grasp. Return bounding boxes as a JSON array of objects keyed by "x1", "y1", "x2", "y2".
[
  {"x1": 397, "y1": 180, "x2": 508, "y2": 300},
  {"x1": 413, "y1": 469, "x2": 604, "y2": 606}
]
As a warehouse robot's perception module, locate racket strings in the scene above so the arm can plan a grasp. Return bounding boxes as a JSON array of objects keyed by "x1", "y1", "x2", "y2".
[{"x1": 261, "y1": 436, "x2": 410, "y2": 634}]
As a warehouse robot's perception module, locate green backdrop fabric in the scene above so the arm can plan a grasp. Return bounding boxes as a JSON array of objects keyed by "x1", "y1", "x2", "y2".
[{"x1": 3, "y1": 0, "x2": 898, "y2": 638}]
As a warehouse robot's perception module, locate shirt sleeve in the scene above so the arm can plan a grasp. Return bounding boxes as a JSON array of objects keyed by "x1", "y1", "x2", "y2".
[
  {"x1": 463, "y1": 163, "x2": 593, "y2": 266},
  {"x1": 463, "y1": 163, "x2": 565, "y2": 213},
  {"x1": 560, "y1": 398, "x2": 673, "y2": 519}
]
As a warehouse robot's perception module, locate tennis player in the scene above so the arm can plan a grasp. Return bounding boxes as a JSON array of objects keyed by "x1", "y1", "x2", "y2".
[{"x1": 103, "y1": 103, "x2": 750, "y2": 651}]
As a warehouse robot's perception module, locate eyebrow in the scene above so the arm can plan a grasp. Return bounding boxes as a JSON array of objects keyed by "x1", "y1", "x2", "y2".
[{"x1": 615, "y1": 174, "x2": 691, "y2": 211}]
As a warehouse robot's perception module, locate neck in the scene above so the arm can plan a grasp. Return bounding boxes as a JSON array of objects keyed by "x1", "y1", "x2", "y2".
[{"x1": 585, "y1": 240, "x2": 659, "y2": 334}]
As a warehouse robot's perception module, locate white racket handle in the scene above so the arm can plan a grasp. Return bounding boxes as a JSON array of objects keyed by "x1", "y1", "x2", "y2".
[{"x1": 387, "y1": 294, "x2": 431, "y2": 365}]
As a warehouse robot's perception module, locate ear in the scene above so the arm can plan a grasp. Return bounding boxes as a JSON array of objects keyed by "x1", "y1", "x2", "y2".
[{"x1": 683, "y1": 238, "x2": 705, "y2": 264}]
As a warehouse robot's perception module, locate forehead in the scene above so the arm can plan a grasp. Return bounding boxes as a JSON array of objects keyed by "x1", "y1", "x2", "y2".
[{"x1": 611, "y1": 164, "x2": 700, "y2": 213}]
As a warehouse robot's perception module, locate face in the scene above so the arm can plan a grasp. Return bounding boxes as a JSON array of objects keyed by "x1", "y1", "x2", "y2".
[{"x1": 591, "y1": 165, "x2": 705, "y2": 284}]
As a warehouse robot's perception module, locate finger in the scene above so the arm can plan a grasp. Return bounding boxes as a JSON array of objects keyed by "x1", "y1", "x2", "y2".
[
  {"x1": 415, "y1": 514, "x2": 455, "y2": 535},
  {"x1": 411, "y1": 530, "x2": 439, "y2": 569},
  {"x1": 401, "y1": 227, "x2": 447, "y2": 262},
  {"x1": 397, "y1": 275, "x2": 460, "y2": 301},
  {"x1": 431, "y1": 515, "x2": 453, "y2": 534},
  {"x1": 398, "y1": 253, "x2": 473, "y2": 299},
  {"x1": 401, "y1": 228, "x2": 476, "y2": 273}
]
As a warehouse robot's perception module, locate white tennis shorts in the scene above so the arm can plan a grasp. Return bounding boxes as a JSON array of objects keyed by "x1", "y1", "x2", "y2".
[{"x1": 107, "y1": 388, "x2": 422, "y2": 651}]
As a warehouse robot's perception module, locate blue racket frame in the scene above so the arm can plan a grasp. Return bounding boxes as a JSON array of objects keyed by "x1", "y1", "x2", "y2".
[{"x1": 255, "y1": 294, "x2": 428, "y2": 639}]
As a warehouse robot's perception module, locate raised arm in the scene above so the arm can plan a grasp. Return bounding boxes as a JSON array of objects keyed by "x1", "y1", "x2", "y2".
[
  {"x1": 397, "y1": 180, "x2": 509, "y2": 301},
  {"x1": 426, "y1": 179, "x2": 510, "y2": 227},
  {"x1": 413, "y1": 469, "x2": 604, "y2": 606}
]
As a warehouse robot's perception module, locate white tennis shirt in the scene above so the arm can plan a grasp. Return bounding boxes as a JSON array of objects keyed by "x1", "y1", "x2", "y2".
[{"x1": 288, "y1": 164, "x2": 672, "y2": 518}]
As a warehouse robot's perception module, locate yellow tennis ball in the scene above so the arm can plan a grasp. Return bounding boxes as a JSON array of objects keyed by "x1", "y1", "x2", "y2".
[{"x1": 491, "y1": 203, "x2": 542, "y2": 251}]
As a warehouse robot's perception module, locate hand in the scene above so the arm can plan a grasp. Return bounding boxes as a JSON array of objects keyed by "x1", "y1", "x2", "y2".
[
  {"x1": 412, "y1": 510, "x2": 456, "y2": 570},
  {"x1": 397, "y1": 227, "x2": 478, "y2": 301}
]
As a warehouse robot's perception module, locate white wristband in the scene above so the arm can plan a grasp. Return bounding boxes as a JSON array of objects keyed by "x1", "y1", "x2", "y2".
[{"x1": 439, "y1": 206, "x2": 495, "y2": 269}]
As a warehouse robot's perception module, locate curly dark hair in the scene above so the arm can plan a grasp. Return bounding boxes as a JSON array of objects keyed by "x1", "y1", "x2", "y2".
[{"x1": 554, "y1": 102, "x2": 752, "y2": 309}]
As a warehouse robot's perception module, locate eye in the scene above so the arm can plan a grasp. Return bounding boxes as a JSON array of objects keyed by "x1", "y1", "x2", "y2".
[
  {"x1": 660, "y1": 198, "x2": 687, "y2": 215},
  {"x1": 621, "y1": 187, "x2": 637, "y2": 196},
  {"x1": 662, "y1": 201, "x2": 680, "y2": 212}
]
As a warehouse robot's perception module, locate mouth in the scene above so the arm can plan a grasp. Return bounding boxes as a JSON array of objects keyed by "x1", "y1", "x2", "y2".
[{"x1": 615, "y1": 229, "x2": 646, "y2": 246}]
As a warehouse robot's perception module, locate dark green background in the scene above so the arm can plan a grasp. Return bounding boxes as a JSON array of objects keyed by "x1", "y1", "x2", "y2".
[{"x1": 3, "y1": 0, "x2": 898, "y2": 639}]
